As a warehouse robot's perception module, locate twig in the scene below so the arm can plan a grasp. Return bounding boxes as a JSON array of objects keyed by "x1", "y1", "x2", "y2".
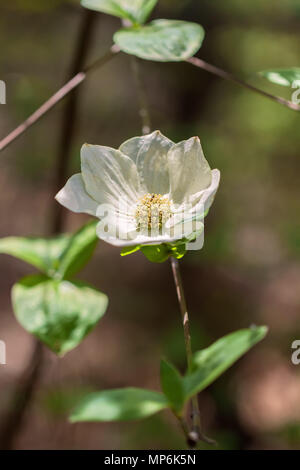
[
  {"x1": 170, "y1": 257, "x2": 215, "y2": 447},
  {"x1": 0, "y1": 45, "x2": 120, "y2": 153},
  {"x1": 170, "y1": 258, "x2": 200, "y2": 441},
  {"x1": 176, "y1": 415, "x2": 194, "y2": 447},
  {"x1": 0, "y1": 9, "x2": 99, "y2": 450},
  {"x1": 187, "y1": 56, "x2": 300, "y2": 112}
]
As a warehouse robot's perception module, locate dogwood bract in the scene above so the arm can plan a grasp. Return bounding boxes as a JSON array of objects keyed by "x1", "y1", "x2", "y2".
[{"x1": 55, "y1": 131, "x2": 220, "y2": 248}]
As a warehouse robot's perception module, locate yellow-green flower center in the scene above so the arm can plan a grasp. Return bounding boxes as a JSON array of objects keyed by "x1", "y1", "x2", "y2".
[{"x1": 135, "y1": 193, "x2": 171, "y2": 232}]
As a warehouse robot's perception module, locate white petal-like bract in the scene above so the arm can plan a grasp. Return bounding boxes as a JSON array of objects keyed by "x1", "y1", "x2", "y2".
[
  {"x1": 81, "y1": 144, "x2": 141, "y2": 208},
  {"x1": 55, "y1": 174, "x2": 98, "y2": 216},
  {"x1": 135, "y1": 130, "x2": 173, "y2": 194},
  {"x1": 168, "y1": 137, "x2": 212, "y2": 205}
]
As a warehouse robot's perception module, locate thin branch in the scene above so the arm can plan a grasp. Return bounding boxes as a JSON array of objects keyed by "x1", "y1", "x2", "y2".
[
  {"x1": 170, "y1": 257, "x2": 216, "y2": 447},
  {"x1": 187, "y1": 56, "x2": 300, "y2": 112},
  {"x1": 170, "y1": 259, "x2": 193, "y2": 369},
  {"x1": 130, "y1": 57, "x2": 151, "y2": 135},
  {"x1": 176, "y1": 414, "x2": 195, "y2": 448},
  {"x1": 0, "y1": 45, "x2": 120, "y2": 153},
  {"x1": 170, "y1": 257, "x2": 200, "y2": 443}
]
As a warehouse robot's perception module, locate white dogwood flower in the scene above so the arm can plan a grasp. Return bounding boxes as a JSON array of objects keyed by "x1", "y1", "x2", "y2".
[{"x1": 55, "y1": 131, "x2": 220, "y2": 248}]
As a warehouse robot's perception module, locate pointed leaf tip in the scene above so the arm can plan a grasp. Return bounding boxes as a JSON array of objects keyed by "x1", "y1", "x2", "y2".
[{"x1": 184, "y1": 326, "x2": 268, "y2": 399}]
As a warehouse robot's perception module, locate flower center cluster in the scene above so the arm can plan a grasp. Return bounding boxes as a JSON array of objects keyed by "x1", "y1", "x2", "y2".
[{"x1": 135, "y1": 193, "x2": 171, "y2": 232}]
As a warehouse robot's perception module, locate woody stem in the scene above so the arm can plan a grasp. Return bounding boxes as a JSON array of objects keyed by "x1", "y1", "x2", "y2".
[{"x1": 170, "y1": 257, "x2": 203, "y2": 446}]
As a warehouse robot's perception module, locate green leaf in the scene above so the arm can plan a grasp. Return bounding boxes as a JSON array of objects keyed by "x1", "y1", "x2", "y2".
[
  {"x1": 259, "y1": 68, "x2": 300, "y2": 87},
  {"x1": 0, "y1": 235, "x2": 71, "y2": 277},
  {"x1": 57, "y1": 220, "x2": 98, "y2": 279},
  {"x1": 12, "y1": 275, "x2": 108, "y2": 356},
  {"x1": 0, "y1": 221, "x2": 98, "y2": 279},
  {"x1": 81, "y1": 0, "x2": 157, "y2": 24},
  {"x1": 141, "y1": 244, "x2": 170, "y2": 263},
  {"x1": 70, "y1": 387, "x2": 168, "y2": 422},
  {"x1": 120, "y1": 245, "x2": 141, "y2": 257},
  {"x1": 160, "y1": 359, "x2": 185, "y2": 414},
  {"x1": 114, "y1": 19, "x2": 205, "y2": 62},
  {"x1": 184, "y1": 326, "x2": 268, "y2": 400}
]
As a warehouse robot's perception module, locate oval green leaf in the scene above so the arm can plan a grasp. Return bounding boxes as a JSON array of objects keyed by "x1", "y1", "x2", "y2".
[
  {"x1": 12, "y1": 275, "x2": 108, "y2": 356},
  {"x1": 0, "y1": 221, "x2": 98, "y2": 279},
  {"x1": 259, "y1": 68, "x2": 300, "y2": 87},
  {"x1": 184, "y1": 326, "x2": 268, "y2": 400},
  {"x1": 114, "y1": 20, "x2": 205, "y2": 62},
  {"x1": 81, "y1": 0, "x2": 157, "y2": 24},
  {"x1": 70, "y1": 387, "x2": 168, "y2": 422}
]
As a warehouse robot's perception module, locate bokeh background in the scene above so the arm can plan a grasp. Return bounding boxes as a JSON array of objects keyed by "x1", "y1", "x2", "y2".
[{"x1": 0, "y1": 0, "x2": 300, "y2": 450}]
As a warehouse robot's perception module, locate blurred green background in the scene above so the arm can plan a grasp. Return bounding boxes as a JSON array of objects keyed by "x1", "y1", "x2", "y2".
[{"x1": 0, "y1": 0, "x2": 300, "y2": 450}]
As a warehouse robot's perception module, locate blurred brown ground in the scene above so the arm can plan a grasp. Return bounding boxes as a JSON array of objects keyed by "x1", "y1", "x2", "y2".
[{"x1": 0, "y1": 0, "x2": 300, "y2": 449}]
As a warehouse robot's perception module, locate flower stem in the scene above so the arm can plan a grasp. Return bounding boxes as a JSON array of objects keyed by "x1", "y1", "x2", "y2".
[
  {"x1": 170, "y1": 258, "x2": 200, "y2": 437},
  {"x1": 170, "y1": 258, "x2": 193, "y2": 368},
  {"x1": 170, "y1": 257, "x2": 216, "y2": 447}
]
